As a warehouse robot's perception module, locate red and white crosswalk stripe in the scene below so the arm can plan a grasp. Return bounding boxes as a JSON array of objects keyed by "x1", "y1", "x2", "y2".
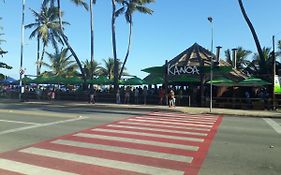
[{"x1": 0, "y1": 112, "x2": 222, "y2": 175}]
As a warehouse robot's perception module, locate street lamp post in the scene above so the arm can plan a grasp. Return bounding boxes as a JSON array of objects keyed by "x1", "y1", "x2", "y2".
[
  {"x1": 19, "y1": 0, "x2": 25, "y2": 101},
  {"x1": 208, "y1": 16, "x2": 214, "y2": 112},
  {"x1": 272, "y1": 35, "x2": 276, "y2": 110}
]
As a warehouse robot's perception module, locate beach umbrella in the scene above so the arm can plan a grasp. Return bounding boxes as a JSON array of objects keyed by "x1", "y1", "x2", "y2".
[
  {"x1": 62, "y1": 77, "x2": 83, "y2": 85},
  {"x1": 206, "y1": 77, "x2": 236, "y2": 86},
  {"x1": 143, "y1": 74, "x2": 164, "y2": 84},
  {"x1": 141, "y1": 66, "x2": 164, "y2": 75},
  {"x1": 122, "y1": 77, "x2": 144, "y2": 85},
  {"x1": 238, "y1": 77, "x2": 271, "y2": 86},
  {"x1": 0, "y1": 76, "x2": 17, "y2": 85},
  {"x1": 169, "y1": 75, "x2": 200, "y2": 83},
  {"x1": 32, "y1": 76, "x2": 49, "y2": 84},
  {"x1": 88, "y1": 76, "x2": 113, "y2": 85}
]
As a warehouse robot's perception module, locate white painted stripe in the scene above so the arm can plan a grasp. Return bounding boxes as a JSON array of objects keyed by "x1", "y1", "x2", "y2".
[
  {"x1": 74, "y1": 133, "x2": 199, "y2": 151},
  {"x1": 264, "y1": 118, "x2": 281, "y2": 135},
  {"x1": 0, "y1": 116, "x2": 88, "y2": 136},
  {"x1": 134, "y1": 117, "x2": 215, "y2": 125},
  {"x1": 118, "y1": 121, "x2": 210, "y2": 131},
  {"x1": 92, "y1": 128, "x2": 204, "y2": 142},
  {"x1": 138, "y1": 116, "x2": 217, "y2": 122},
  {"x1": 52, "y1": 139, "x2": 193, "y2": 163},
  {"x1": 107, "y1": 124, "x2": 208, "y2": 136},
  {"x1": 150, "y1": 112, "x2": 217, "y2": 119},
  {"x1": 0, "y1": 119, "x2": 40, "y2": 125},
  {"x1": 20, "y1": 147, "x2": 184, "y2": 175},
  {"x1": 127, "y1": 119, "x2": 212, "y2": 128},
  {"x1": 0, "y1": 158, "x2": 77, "y2": 175}
]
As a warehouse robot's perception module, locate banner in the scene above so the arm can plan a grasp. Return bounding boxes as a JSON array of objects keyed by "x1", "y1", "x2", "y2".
[{"x1": 274, "y1": 75, "x2": 281, "y2": 94}]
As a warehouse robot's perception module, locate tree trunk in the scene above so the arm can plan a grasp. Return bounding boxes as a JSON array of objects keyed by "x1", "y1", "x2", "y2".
[
  {"x1": 119, "y1": 21, "x2": 132, "y2": 80},
  {"x1": 111, "y1": 0, "x2": 118, "y2": 92},
  {"x1": 57, "y1": 0, "x2": 86, "y2": 81},
  {"x1": 90, "y1": 0, "x2": 94, "y2": 80},
  {"x1": 238, "y1": 0, "x2": 266, "y2": 74},
  {"x1": 36, "y1": 35, "x2": 40, "y2": 76},
  {"x1": 38, "y1": 44, "x2": 46, "y2": 75}
]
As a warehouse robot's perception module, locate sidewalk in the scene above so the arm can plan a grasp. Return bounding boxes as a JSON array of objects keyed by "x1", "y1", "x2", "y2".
[{"x1": 0, "y1": 98, "x2": 280, "y2": 118}]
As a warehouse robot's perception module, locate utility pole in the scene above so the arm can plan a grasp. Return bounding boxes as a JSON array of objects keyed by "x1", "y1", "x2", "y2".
[
  {"x1": 272, "y1": 35, "x2": 276, "y2": 110},
  {"x1": 19, "y1": 0, "x2": 25, "y2": 101},
  {"x1": 208, "y1": 16, "x2": 214, "y2": 112}
]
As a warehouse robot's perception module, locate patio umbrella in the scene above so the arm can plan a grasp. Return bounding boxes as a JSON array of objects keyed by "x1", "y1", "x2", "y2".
[
  {"x1": 62, "y1": 77, "x2": 83, "y2": 85},
  {"x1": 141, "y1": 66, "x2": 164, "y2": 75},
  {"x1": 22, "y1": 77, "x2": 33, "y2": 84},
  {"x1": 238, "y1": 77, "x2": 271, "y2": 86},
  {"x1": 206, "y1": 77, "x2": 236, "y2": 86},
  {"x1": 169, "y1": 75, "x2": 200, "y2": 83},
  {"x1": 143, "y1": 74, "x2": 164, "y2": 84},
  {"x1": 32, "y1": 76, "x2": 49, "y2": 84},
  {"x1": 88, "y1": 76, "x2": 113, "y2": 85},
  {"x1": 122, "y1": 77, "x2": 144, "y2": 85},
  {"x1": 0, "y1": 76, "x2": 17, "y2": 85}
]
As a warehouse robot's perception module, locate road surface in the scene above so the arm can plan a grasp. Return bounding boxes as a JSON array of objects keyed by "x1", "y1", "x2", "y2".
[{"x1": 0, "y1": 102, "x2": 280, "y2": 175}]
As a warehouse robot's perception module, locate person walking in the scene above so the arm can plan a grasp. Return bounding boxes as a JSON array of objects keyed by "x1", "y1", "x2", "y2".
[
  {"x1": 159, "y1": 87, "x2": 164, "y2": 105},
  {"x1": 168, "y1": 89, "x2": 175, "y2": 108},
  {"x1": 89, "y1": 87, "x2": 96, "y2": 104},
  {"x1": 134, "y1": 87, "x2": 139, "y2": 104},
  {"x1": 124, "y1": 86, "x2": 131, "y2": 104},
  {"x1": 116, "y1": 89, "x2": 121, "y2": 104},
  {"x1": 143, "y1": 86, "x2": 148, "y2": 105}
]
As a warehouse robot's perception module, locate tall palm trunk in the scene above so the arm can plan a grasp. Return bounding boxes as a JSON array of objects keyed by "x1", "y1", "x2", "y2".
[
  {"x1": 90, "y1": 0, "x2": 94, "y2": 80},
  {"x1": 38, "y1": 44, "x2": 46, "y2": 75},
  {"x1": 111, "y1": 0, "x2": 118, "y2": 92},
  {"x1": 238, "y1": 0, "x2": 266, "y2": 74},
  {"x1": 119, "y1": 21, "x2": 132, "y2": 80},
  {"x1": 36, "y1": 34, "x2": 40, "y2": 76},
  {"x1": 57, "y1": 0, "x2": 86, "y2": 81}
]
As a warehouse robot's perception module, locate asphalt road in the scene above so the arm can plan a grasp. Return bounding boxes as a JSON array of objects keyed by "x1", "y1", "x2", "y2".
[
  {"x1": 0, "y1": 103, "x2": 146, "y2": 153},
  {"x1": 0, "y1": 102, "x2": 280, "y2": 175}
]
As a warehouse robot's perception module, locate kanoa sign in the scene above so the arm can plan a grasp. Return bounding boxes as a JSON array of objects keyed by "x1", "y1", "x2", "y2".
[{"x1": 167, "y1": 64, "x2": 200, "y2": 76}]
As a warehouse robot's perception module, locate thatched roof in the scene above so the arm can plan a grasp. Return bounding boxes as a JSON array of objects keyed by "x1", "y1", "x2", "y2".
[{"x1": 168, "y1": 43, "x2": 215, "y2": 67}]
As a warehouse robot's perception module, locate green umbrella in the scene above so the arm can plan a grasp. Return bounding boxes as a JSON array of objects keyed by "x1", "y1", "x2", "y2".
[
  {"x1": 22, "y1": 77, "x2": 33, "y2": 84},
  {"x1": 141, "y1": 66, "x2": 164, "y2": 75},
  {"x1": 238, "y1": 77, "x2": 271, "y2": 86},
  {"x1": 199, "y1": 66, "x2": 233, "y2": 73},
  {"x1": 32, "y1": 76, "x2": 49, "y2": 84},
  {"x1": 122, "y1": 77, "x2": 144, "y2": 85},
  {"x1": 206, "y1": 77, "x2": 236, "y2": 86},
  {"x1": 169, "y1": 75, "x2": 200, "y2": 83},
  {"x1": 143, "y1": 74, "x2": 164, "y2": 84},
  {"x1": 47, "y1": 76, "x2": 66, "y2": 84},
  {"x1": 62, "y1": 77, "x2": 83, "y2": 85},
  {"x1": 88, "y1": 76, "x2": 113, "y2": 85}
]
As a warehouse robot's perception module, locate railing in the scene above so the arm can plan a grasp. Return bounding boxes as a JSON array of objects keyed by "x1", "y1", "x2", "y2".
[{"x1": 209, "y1": 97, "x2": 278, "y2": 110}]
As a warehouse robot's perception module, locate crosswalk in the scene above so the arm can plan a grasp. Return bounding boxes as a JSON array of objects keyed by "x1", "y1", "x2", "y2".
[{"x1": 0, "y1": 112, "x2": 222, "y2": 175}]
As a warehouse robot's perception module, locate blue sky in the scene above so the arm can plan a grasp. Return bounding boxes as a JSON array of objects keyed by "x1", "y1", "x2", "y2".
[{"x1": 1, "y1": 0, "x2": 281, "y2": 79}]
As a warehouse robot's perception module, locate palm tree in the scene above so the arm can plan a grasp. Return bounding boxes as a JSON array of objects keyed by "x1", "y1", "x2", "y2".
[
  {"x1": 0, "y1": 17, "x2": 7, "y2": 56},
  {"x1": 111, "y1": 0, "x2": 119, "y2": 91},
  {"x1": 225, "y1": 47, "x2": 252, "y2": 70},
  {"x1": 100, "y1": 57, "x2": 115, "y2": 80},
  {"x1": 245, "y1": 47, "x2": 272, "y2": 77},
  {"x1": 43, "y1": 0, "x2": 89, "y2": 81},
  {"x1": 116, "y1": 0, "x2": 154, "y2": 80},
  {"x1": 25, "y1": 6, "x2": 66, "y2": 75},
  {"x1": 0, "y1": 21, "x2": 11, "y2": 79},
  {"x1": 82, "y1": 59, "x2": 101, "y2": 79},
  {"x1": 89, "y1": 0, "x2": 96, "y2": 81},
  {"x1": 42, "y1": 48, "x2": 78, "y2": 77},
  {"x1": 276, "y1": 40, "x2": 281, "y2": 60},
  {"x1": 100, "y1": 57, "x2": 128, "y2": 80},
  {"x1": 237, "y1": 0, "x2": 266, "y2": 74}
]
